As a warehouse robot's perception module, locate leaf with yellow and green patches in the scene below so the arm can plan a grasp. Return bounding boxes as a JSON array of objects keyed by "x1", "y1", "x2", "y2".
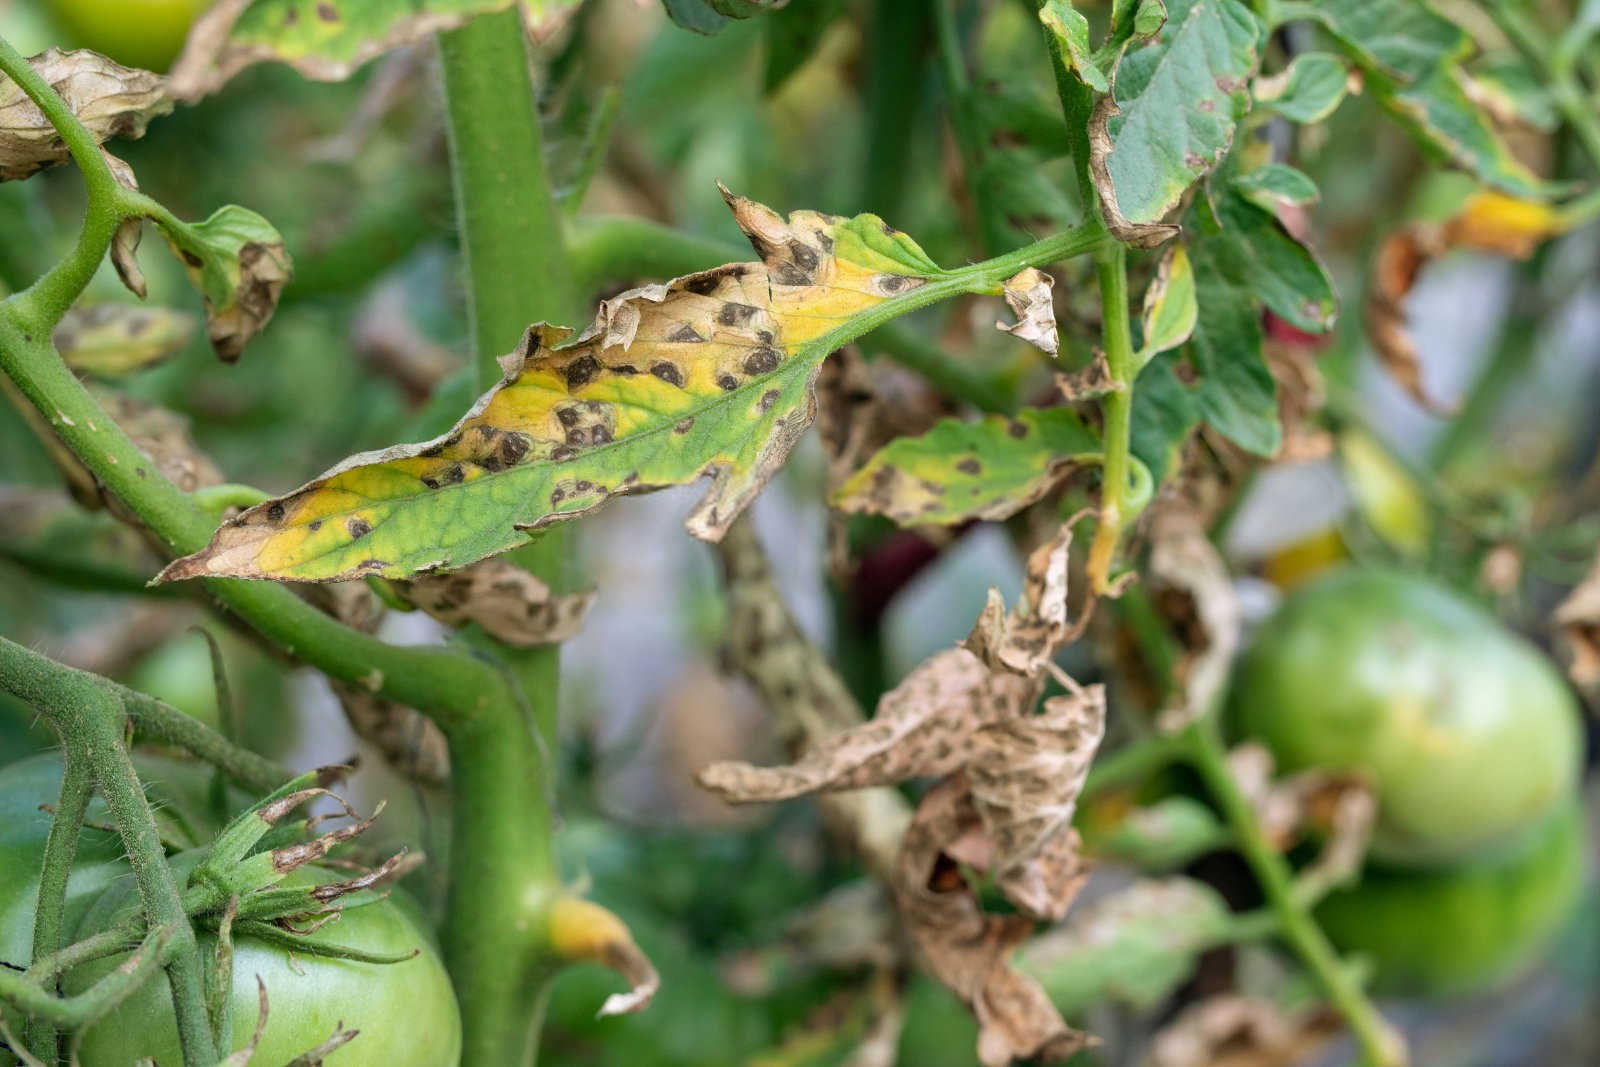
[
  {"x1": 834, "y1": 408, "x2": 1101, "y2": 527},
  {"x1": 157, "y1": 187, "x2": 951, "y2": 583}
]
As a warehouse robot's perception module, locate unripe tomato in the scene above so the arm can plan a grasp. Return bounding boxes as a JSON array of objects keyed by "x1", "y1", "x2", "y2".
[
  {"x1": 1315, "y1": 796, "x2": 1586, "y2": 996},
  {"x1": 47, "y1": 0, "x2": 208, "y2": 73},
  {"x1": 1227, "y1": 568, "x2": 1581, "y2": 867},
  {"x1": 66, "y1": 859, "x2": 462, "y2": 1066}
]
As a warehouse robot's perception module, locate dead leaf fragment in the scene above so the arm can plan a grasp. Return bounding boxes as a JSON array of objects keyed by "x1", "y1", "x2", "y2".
[
  {"x1": 332, "y1": 683, "x2": 450, "y2": 787},
  {"x1": 1554, "y1": 555, "x2": 1600, "y2": 689},
  {"x1": 92, "y1": 387, "x2": 224, "y2": 493},
  {"x1": 1056, "y1": 354, "x2": 1120, "y2": 401},
  {"x1": 547, "y1": 897, "x2": 660, "y2": 1018},
  {"x1": 1226, "y1": 742, "x2": 1374, "y2": 901},
  {"x1": 54, "y1": 304, "x2": 196, "y2": 377},
  {"x1": 0, "y1": 48, "x2": 170, "y2": 182},
  {"x1": 102, "y1": 149, "x2": 147, "y2": 299},
  {"x1": 1144, "y1": 995, "x2": 1344, "y2": 1067},
  {"x1": 393, "y1": 558, "x2": 593, "y2": 647},
  {"x1": 996, "y1": 268, "x2": 1058, "y2": 357},
  {"x1": 894, "y1": 776, "x2": 1092, "y2": 1067},
  {"x1": 967, "y1": 520, "x2": 1088, "y2": 678},
  {"x1": 1147, "y1": 505, "x2": 1239, "y2": 731}
]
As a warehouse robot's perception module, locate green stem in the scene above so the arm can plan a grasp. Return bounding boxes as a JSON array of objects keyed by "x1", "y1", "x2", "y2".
[
  {"x1": 437, "y1": 11, "x2": 577, "y2": 1064},
  {"x1": 1087, "y1": 242, "x2": 1137, "y2": 592},
  {"x1": 23, "y1": 754, "x2": 91, "y2": 1058},
  {"x1": 1478, "y1": 0, "x2": 1600, "y2": 174},
  {"x1": 1181, "y1": 717, "x2": 1403, "y2": 1067},
  {"x1": 117, "y1": 688, "x2": 287, "y2": 794},
  {"x1": 862, "y1": 0, "x2": 933, "y2": 214},
  {"x1": 0, "y1": 926, "x2": 173, "y2": 1030}
]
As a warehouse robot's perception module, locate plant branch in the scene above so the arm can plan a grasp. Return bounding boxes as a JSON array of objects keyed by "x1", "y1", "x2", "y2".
[
  {"x1": 1086, "y1": 242, "x2": 1138, "y2": 592},
  {"x1": 23, "y1": 751, "x2": 91, "y2": 1058}
]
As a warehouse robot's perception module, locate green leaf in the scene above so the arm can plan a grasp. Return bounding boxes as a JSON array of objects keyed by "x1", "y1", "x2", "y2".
[
  {"x1": 1252, "y1": 51, "x2": 1350, "y2": 124},
  {"x1": 1135, "y1": 244, "x2": 1196, "y2": 371},
  {"x1": 1040, "y1": 1, "x2": 1110, "y2": 93},
  {"x1": 1207, "y1": 185, "x2": 1336, "y2": 334},
  {"x1": 1130, "y1": 354, "x2": 1200, "y2": 485},
  {"x1": 1296, "y1": 0, "x2": 1547, "y2": 197},
  {"x1": 662, "y1": 0, "x2": 785, "y2": 35},
  {"x1": 1182, "y1": 199, "x2": 1279, "y2": 456},
  {"x1": 761, "y1": 0, "x2": 845, "y2": 94},
  {"x1": 1111, "y1": 0, "x2": 1168, "y2": 47},
  {"x1": 1230, "y1": 161, "x2": 1319, "y2": 210},
  {"x1": 153, "y1": 205, "x2": 292, "y2": 363},
  {"x1": 169, "y1": 0, "x2": 578, "y2": 100},
  {"x1": 835, "y1": 408, "x2": 1102, "y2": 526},
  {"x1": 158, "y1": 190, "x2": 952, "y2": 582},
  {"x1": 1090, "y1": 0, "x2": 1264, "y2": 237}
]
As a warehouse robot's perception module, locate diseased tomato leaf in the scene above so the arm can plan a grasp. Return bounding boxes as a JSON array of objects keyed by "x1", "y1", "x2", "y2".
[
  {"x1": 53, "y1": 305, "x2": 196, "y2": 378},
  {"x1": 1135, "y1": 244, "x2": 1196, "y2": 371},
  {"x1": 1089, "y1": 0, "x2": 1264, "y2": 243},
  {"x1": 159, "y1": 187, "x2": 949, "y2": 583},
  {"x1": 169, "y1": 0, "x2": 579, "y2": 101},
  {"x1": 0, "y1": 48, "x2": 169, "y2": 182},
  {"x1": 834, "y1": 407, "x2": 1101, "y2": 527}
]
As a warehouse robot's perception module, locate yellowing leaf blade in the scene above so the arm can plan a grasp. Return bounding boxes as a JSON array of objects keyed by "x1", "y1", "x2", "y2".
[
  {"x1": 1136, "y1": 244, "x2": 1196, "y2": 370},
  {"x1": 158, "y1": 189, "x2": 947, "y2": 583}
]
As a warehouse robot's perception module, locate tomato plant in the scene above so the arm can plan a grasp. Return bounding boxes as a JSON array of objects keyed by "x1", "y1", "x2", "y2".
[{"x1": 0, "y1": 2, "x2": 1597, "y2": 1066}]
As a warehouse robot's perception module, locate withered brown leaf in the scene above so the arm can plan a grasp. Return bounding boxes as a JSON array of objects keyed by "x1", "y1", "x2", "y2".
[
  {"x1": 0, "y1": 49, "x2": 170, "y2": 182},
  {"x1": 1147, "y1": 504, "x2": 1239, "y2": 732},
  {"x1": 996, "y1": 267, "x2": 1059, "y2": 356},
  {"x1": 393, "y1": 558, "x2": 593, "y2": 647},
  {"x1": 1553, "y1": 555, "x2": 1600, "y2": 690}
]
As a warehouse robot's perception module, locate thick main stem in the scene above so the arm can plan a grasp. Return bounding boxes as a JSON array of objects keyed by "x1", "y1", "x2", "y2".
[{"x1": 437, "y1": 11, "x2": 576, "y2": 1064}]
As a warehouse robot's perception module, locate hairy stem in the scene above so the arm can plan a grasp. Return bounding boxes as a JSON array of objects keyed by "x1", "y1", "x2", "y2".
[
  {"x1": 23, "y1": 753, "x2": 91, "y2": 1058},
  {"x1": 1182, "y1": 717, "x2": 1405, "y2": 1067},
  {"x1": 1086, "y1": 242, "x2": 1137, "y2": 592}
]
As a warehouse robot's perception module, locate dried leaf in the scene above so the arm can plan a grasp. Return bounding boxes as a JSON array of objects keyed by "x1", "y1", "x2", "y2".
[
  {"x1": 835, "y1": 407, "x2": 1100, "y2": 526},
  {"x1": 894, "y1": 776, "x2": 1092, "y2": 1067},
  {"x1": 0, "y1": 48, "x2": 171, "y2": 182},
  {"x1": 331, "y1": 682, "x2": 450, "y2": 787},
  {"x1": 1135, "y1": 244, "x2": 1196, "y2": 370},
  {"x1": 995, "y1": 267, "x2": 1058, "y2": 356},
  {"x1": 547, "y1": 897, "x2": 660, "y2": 1018},
  {"x1": 1553, "y1": 555, "x2": 1600, "y2": 689},
  {"x1": 168, "y1": 0, "x2": 580, "y2": 102},
  {"x1": 158, "y1": 186, "x2": 947, "y2": 583},
  {"x1": 966, "y1": 521, "x2": 1087, "y2": 678},
  {"x1": 393, "y1": 558, "x2": 593, "y2": 647},
  {"x1": 1226, "y1": 742, "x2": 1374, "y2": 900},
  {"x1": 102, "y1": 150, "x2": 148, "y2": 299},
  {"x1": 1148, "y1": 504, "x2": 1238, "y2": 731},
  {"x1": 1056, "y1": 353, "x2": 1120, "y2": 401},
  {"x1": 1144, "y1": 995, "x2": 1342, "y2": 1067},
  {"x1": 53, "y1": 304, "x2": 197, "y2": 377}
]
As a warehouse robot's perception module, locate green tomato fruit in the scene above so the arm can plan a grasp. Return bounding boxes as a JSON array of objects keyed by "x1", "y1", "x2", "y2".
[
  {"x1": 1227, "y1": 568, "x2": 1581, "y2": 867},
  {"x1": 66, "y1": 856, "x2": 461, "y2": 1066},
  {"x1": 1315, "y1": 796, "x2": 1587, "y2": 996},
  {"x1": 47, "y1": 0, "x2": 208, "y2": 72}
]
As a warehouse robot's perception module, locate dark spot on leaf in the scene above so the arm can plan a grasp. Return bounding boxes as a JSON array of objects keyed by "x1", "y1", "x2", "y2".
[
  {"x1": 308, "y1": 520, "x2": 321, "y2": 532},
  {"x1": 181, "y1": 250, "x2": 203, "y2": 268},
  {"x1": 499, "y1": 432, "x2": 531, "y2": 466},
  {"x1": 136, "y1": 467, "x2": 146, "y2": 478},
  {"x1": 756, "y1": 329, "x2": 774, "y2": 343},
  {"x1": 717, "y1": 373, "x2": 739, "y2": 391},
  {"x1": 920, "y1": 480, "x2": 947, "y2": 496},
  {"x1": 743, "y1": 347, "x2": 780, "y2": 375},
  {"x1": 283, "y1": 6, "x2": 297, "y2": 23},
  {"x1": 575, "y1": 481, "x2": 594, "y2": 493},
  {"x1": 674, "y1": 418, "x2": 694, "y2": 434},
  {"x1": 551, "y1": 445, "x2": 577, "y2": 461},
  {"x1": 956, "y1": 457, "x2": 981, "y2": 475},
  {"x1": 684, "y1": 273, "x2": 722, "y2": 296},
  {"x1": 422, "y1": 475, "x2": 439, "y2": 489},
  {"x1": 772, "y1": 265, "x2": 811, "y2": 285},
  {"x1": 611, "y1": 363, "x2": 639, "y2": 375},
  {"x1": 876, "y1": 274, "x2": 908, "y2": 293},
  {"x1": 747, "y1": 234, "x2": 772, "y2": 260},
  {"x1": 758, "y1": 389, "x2": 781, "y2": 412},
  {"x1": 788, "y1": 240, "x2": 819, "y2": 271},
  {"x1": 566, "y1": 428, "x2": 587, "y2": 446},
  {"x1": 881, "y1": 221, "x2": 897, "y2": 236},
  {"x1": 650, "y1": 362, "x2": 685, "y2": 387},
  {"x1": 591, "y1": 425, "x2": 613, "y2": 445},
  {"x1": 717, "y1": 303, "x2": 758, "y2": 326},
  {"x1": 667, "y1": 323, "x2": 705, "y2": 343},
  {"x1": 316, "y1": 2, "x2": 340, "y2": 21},
  {"x1": 1007, "y1": 419, "x2": 1029, "y2": 439},
  {"x1": 266, "y1": 502, "x2": 285, "y2": 522},
  {"x1": 359, "y1": 558, "x2": 384, "y2": 571},
  {"x1": 479, "y1": 455, "x2": 503, "y2": 472},
  {"x1": 817, "y1": 233, "x2": 834, "y2": 253},
  {"x1": 565, "y1": 355, "x2": 601, "y2": 388},
  {"x1": 621, "y1": 471, "x2": 640, "y2": 486},
  {"x1": 550, "y1": 487, "x2": 566, "y2": 504},
  {"x1": 442, "y1": 464, "x2": 465, "y2": 485},
  {"x1": 556, "y1": 407, "x2": 580, "y2": 427},
  {"x1": 347, "y1": 518, "x2": 372, "y2": 540}
]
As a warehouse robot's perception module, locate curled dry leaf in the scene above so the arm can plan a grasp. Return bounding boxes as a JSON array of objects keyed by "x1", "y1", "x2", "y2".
[
  {"x1": 94, "y1": 387, "x2": 225, "y2": 493},
  {"x1": 0, "y1": 48, "x2": 171, "y2": 182},
  {"x1": 1367, "y1": 191, "x2": 1572, "y2": 414},
  {"x1": 895, "y1": 776, "x2": 1092, "y2": 1067},
  {"x1": 54, "y1": 304, "x2": 197, "y2": 377},
  {"x1": 1056, "y1": 353, "x2": 1119, "y2": 401},
  {"x1": 331, "y1": 682, "x2": 450, "y2": 787},
  {"x1": 1147, "y1": 504, "x2": 1239, "y2": 731},
  {"x1": 547, "y1": 897, "x2": 660, "y2": 1018},
  {"x1": 1226, "y1": 742, "x2": 1374, "y2": 900},
  {"x1": 996, "y1": 267, "x2": 1059, "y2": 357},
  {"x1": 393, "y1": 557, "x2": 594, "y2": 647},
  {"x1": 158, "y1": 185, "x2": 947, "y2": 583},
  {"x1": 160, "y1": 205, "x2": 292, "y2": 362},
  {"x1": 1553, "y1": 554, "x2": 1600, "y2": 690},
  {"x1": 1143, "y1": 995, "x2": 1343, "y2": 1067},
  {"x1": 100, "y1": 149, "x2": 148, "y2": 299},
  {"x1": 967, "y1": 520, "x2": 1087, "y2": 678}
]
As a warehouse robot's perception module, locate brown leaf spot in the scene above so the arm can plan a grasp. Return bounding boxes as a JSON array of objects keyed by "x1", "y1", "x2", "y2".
[
  {"x1": 758, "y1": 388, "x2": 782, "y2": 412},
  {"x1": 956, "y1": 457, "x2": 981, "y2": 476},
  {"x1": 650, "y1": 361, "x2": 685, "y2": 387},
  {"x1": 346, "y1": 517, "x2": 372, "y2": 540},
  {"x1": 743, "y1": 347, "x2": 780, "y2": 376},
  {"x1": 564, "y1": 354, "x2": 601, "y2": 388}
]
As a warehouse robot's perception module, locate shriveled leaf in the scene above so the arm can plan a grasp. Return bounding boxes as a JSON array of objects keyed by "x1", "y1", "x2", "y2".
[
  {"x1": 90, "y1": 386, "x2": 225, "y2": 494},
  {"x1": 995, "y1": 267, "x2": 1058, "y2": 357},
  {"x1": 1144, "y1": 995, "x2": 1347, "y2": 1067},
  {"x1": 835, "y1": 408, "x2": 1100, "y2": 526},
  {"x1": 158, "y1": 188, "x2": 948, "y2": 583},
  {"x1": 1039, "y1": 1, "x2": 1109, "y2": 93},
  {"x1": 1300, "y1": 0, "x2": 1547, "y2": 197},
  {"x1": 1229, "y1": 162, "x2": 1319, "y2": 211},
  {"x1": 547, "y1": 897, "x2": 660, "y2": 1018},
  {"x1": 103, "y1": 150, "x2": 147, "y2": 299},
  {"x1": 154, "y1": 205, "x2": 291, "y2": 363},
  {"x1": 1089, "y1": 0, "x2": 1264, "y2": 242},
  {"x1": 168, "y1": 0, "x2": 580, "y2": 102},
  {"x1": 393, "y1": 558, "x2": 593, "y2": 646},
  {"x1": 1020, "y1": 877, "x2": 1233, "y2": 1013},
  {"x1": 1225, "y1": 743, "x2": 1374, "y2": 901},
  {"x1": 1553, "y1": 555, "x2": 1600, "y2": 690},
  {"x1": 1135, "y1": 244, "x2": 1196, "y2": 371},
  {"x1": 1251, "y1": 52, "x2": 1351, "y2": 124},
  {"x1": 332, "y1": 682, "x2": 450, "y2": 786},
  {"x1": 54, "y1": 304, "x2": 197, "y2": 377},
  {"x1": 0, "y1": 48, "x2": 170, "y2": 182},
  {"x1": 894, "y1": 776, "x2": 1092, "y2": 1067},
  {"x1": 1148, "y1": 504, "x2": 1238, "y2": 731},
  {"x1": 1056, "y1": 353, "x2": 1119, "y2": 401},
  {"x1": 965, "y1": 521, "x2": 1087, "y2": 679}
]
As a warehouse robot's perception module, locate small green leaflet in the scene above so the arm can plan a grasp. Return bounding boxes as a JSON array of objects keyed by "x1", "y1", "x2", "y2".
[
  {"x1": 835, "y1": 408, "x2": 1101, "y2": 526},
  {"x1": 663, "y1": 0, "x2": 786, "y2": 35},
  {"x1": 1040, "y1": 1, "x2": 1109, "y2": 93},
  {"x1": 1134, "y1": 245, "x2": 1196, "y2": 373},
  {"x1": 1253, "y1": 52, "x2": 1350, "y2": 124},
  {"x1": 1205, "y1": 184, "x2": 1336, "y2": 335},
  {"x1": 1092, "y1": 0, "x2": 1264, "y2": 238},
  {"x1": 1230, "y1": 163, "x2": 1319, "y2": 211}
]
